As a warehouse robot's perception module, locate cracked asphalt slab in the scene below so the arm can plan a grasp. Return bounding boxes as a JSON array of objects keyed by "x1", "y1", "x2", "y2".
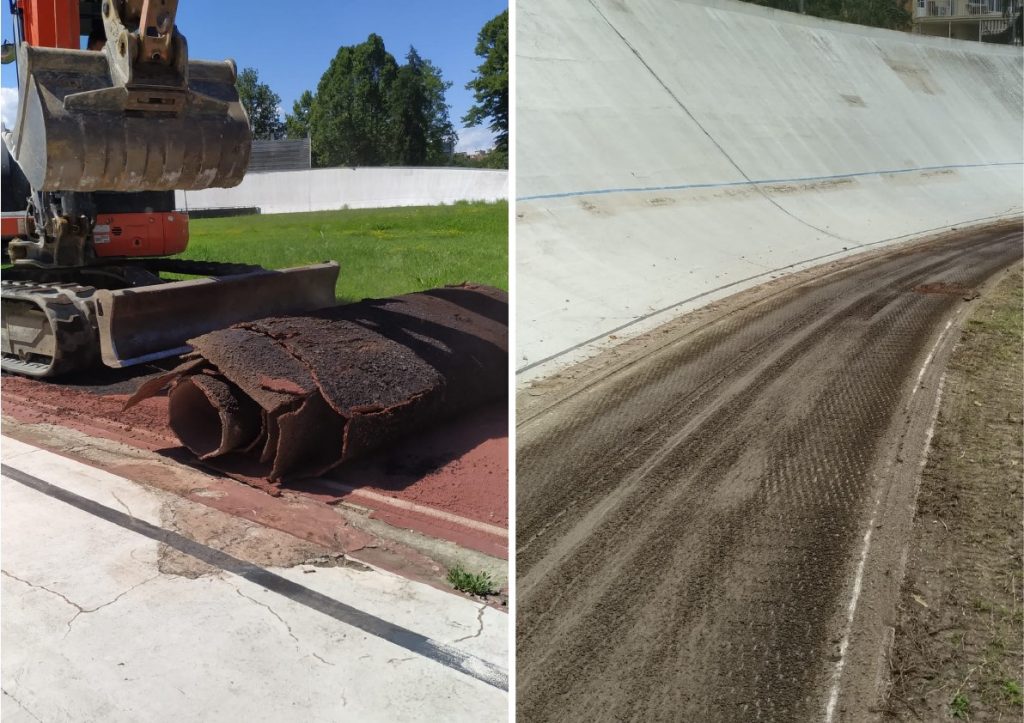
[
  {"x1": 515, "y1": 223, "x2": 1022, "y2": 722},
  {"x1": 0, "y1": 437, "x2": 507, "y2": 722}
]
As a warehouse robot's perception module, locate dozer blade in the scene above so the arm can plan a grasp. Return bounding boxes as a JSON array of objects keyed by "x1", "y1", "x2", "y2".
[
  {"x1": 10, "y1": 45, "x2": 251, "y2": 192},
  {"x1": 94, "y1": 263, "x2": 340, "y2": 368}
]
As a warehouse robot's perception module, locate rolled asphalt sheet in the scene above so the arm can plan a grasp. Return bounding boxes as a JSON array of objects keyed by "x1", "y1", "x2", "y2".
[{"x1": 126, "y1": 284, "x2": 507, "y2": 482}]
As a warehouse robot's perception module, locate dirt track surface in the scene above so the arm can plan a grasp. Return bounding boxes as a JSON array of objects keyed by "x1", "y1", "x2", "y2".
[{"x1": 516, "y1": 224, "x2": 1022, "y2": 722}]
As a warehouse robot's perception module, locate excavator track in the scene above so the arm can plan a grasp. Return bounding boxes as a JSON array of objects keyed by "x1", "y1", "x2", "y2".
[{"x1": 1, "y1": 280, "x2": 99, "y2": 377}]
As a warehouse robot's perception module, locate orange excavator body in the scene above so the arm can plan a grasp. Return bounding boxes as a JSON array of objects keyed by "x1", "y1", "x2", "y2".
[
  {"x1": 1, "y1": 0, "x2": 340, "y2": 377},
  {"x1": 17, "y1": 0, "x2": 80, "y2": 49}
]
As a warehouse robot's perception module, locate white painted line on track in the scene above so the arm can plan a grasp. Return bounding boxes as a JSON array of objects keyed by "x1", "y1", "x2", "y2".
[
  {"x1": 316, "y1": 479, "x2": 508, "y2": 538},
  {"x1": 912, "y1": 319, "x2": 954, "y2": 399},
  {"x1": 825, "y1": 314, "x2": 955, "y2": 722},
  {"x1": 918, "y1": 375, "x2": 947, "y2": 474},
  {"x1": 824, "y1": 497, "x2": 881, "y2": 723}
]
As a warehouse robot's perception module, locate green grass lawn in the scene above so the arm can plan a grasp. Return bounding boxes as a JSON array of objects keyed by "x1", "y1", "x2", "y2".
[{"x1": 179, "y1": 201, "x2": 507, "y2": 302}]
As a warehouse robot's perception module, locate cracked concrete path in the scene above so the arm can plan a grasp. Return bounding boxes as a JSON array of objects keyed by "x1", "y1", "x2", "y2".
[{"x1": 0, "y1": 436, "x2": 507, "y2": 722}]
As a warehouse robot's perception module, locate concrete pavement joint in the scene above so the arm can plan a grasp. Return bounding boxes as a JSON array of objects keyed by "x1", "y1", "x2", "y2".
[
  {"x1": 1, "y1": 464, "x2": 509, "y2": 691},
  {"x1": 63, "y1": 574, "x2": 163, "y2": 640},
  {"x1": 1, "y1": 568, "x2": 160, "y2": 640},
  {"x1": 453, "y1": 604, "x2": 487, "y2": 643},
  {"x1": 2, "y1": 688, "x2": 44, "y2": 723},
  {"x1": 310, "y1": 652, "x2": 336, "y2": 668},
  {"x1": 587, "y1": 0, "x2": 850, "y2": 244},
  {"x1": 234, "y1": 587, "x2": 300, "y2": 645},
  {"x1": 2, "y1": 569, "x2": 86, "y2": 613},
  {"x1": 111, "y1": 491, "x2": 134, "y2": 519}
]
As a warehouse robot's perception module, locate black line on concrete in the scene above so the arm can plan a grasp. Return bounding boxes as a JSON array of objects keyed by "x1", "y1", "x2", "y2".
[{"x1": 0, "y1": 463, "x2": 508, "y2": 692}]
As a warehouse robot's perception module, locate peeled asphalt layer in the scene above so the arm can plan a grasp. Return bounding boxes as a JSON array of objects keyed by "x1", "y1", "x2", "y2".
[{"x1": 516, "y1": 226, "x2": 1022, "y2": 722}]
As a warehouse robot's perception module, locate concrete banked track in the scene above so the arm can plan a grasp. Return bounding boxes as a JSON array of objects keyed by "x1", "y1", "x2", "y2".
[
  {"x1": 516, "y1": 0, "x2": 1023, "y2": 721},
  {"x1": 129, "y1": 285, "x2": 507, "y2": 481},
  {"x1": 517, "y1": 0, "x2": 1023, "y2": 378}
]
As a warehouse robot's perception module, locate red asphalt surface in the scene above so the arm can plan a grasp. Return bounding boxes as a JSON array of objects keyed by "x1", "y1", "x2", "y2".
[{"x1": 0, "y1": 375, "x2": 508, "y2": 559}]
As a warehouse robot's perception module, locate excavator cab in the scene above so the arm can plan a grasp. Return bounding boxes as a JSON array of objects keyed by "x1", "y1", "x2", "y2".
[{"x1": 8, "y1": 0, "x2": 251, "y2": 191}]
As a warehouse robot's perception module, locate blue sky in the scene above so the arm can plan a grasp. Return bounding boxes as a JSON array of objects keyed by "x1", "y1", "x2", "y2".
[{"x1": 1, "y1": 0, "x2": 506, "y2": 152}]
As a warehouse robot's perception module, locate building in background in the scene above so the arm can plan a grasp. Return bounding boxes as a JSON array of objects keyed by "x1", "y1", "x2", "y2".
[
  {"x1": 247, "y1": 138, "x2": 312, "y2": 173},
  {"x1": 912, "y1": 0, "x2": 1022, "y2": 42}
]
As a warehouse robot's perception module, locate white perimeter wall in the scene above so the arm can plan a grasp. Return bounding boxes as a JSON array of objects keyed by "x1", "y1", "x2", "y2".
[
  {"x1": 176, "y1": 167, "x2": 508, "y2": 214},
  {"x1": 518, "y1": 0, "x2": 1023, "y2": 381}
]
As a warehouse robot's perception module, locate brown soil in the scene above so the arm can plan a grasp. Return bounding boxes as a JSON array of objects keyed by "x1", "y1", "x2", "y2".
[
  {"x1": 1, "y1": 375, "x2": 176, "y2": 449},
  {"x1": 516, "y1": 223, "x2": 1022, "y2": 722},
  {"x1": 2, "y1": 343, "x2": 509, "y2": 559},
  {"x1": 913, "y1": 281, "x2": 980, "y2": 299},
  {"x1": 883, "y1": 267, "x2": 1023, "y2": 722}
]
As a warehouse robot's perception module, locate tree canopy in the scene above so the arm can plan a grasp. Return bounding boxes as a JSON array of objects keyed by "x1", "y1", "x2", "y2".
[
  {"x1": 740, "y1": 0, "x2": 910, "y2": 30},
  {"x1": 389, "y1": 48, "x2": 458, "y2": 165},
  {"x1": 463, "y1": 10, "x2": 509, "y2": 167},
  {"x1": 301, "y1": 34, "x2": 456, "y2": 167},
  {"x1": 284, "y1": 90, "x2": 315, "y2": 140},
  {"x1": 309, "y1": 34, "x2": 397, "y2": 167},
  {"x1": 235, "y1": 67, "x2": 284, "y2": 140}
]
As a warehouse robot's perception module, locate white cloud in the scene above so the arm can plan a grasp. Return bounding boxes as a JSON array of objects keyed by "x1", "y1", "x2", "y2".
[
  {"x1": 1, "y1": 87, "x2": 18, "y2": 129},
  {"x1": 455, "y1": 125, "x2": 496, "y2": 154}
]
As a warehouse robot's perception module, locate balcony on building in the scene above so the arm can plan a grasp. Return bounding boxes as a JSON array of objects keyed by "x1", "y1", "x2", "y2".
[{"x1": 913, "y1": 0, "x2": 1023, "y2": 42}]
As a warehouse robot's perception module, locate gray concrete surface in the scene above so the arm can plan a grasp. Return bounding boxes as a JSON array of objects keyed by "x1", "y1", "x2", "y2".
[
  {"x1": 0, "y1": 436, "x2": 508, "y2": 722},
  {"x1": 517, "y1": 0, "x2": 1023, "y2": 381}
]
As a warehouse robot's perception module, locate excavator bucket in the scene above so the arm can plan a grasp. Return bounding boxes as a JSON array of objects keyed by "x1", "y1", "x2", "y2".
[
  {"x1": 94, "y1": 263, "x2": 340, "y2": 367},
  {"x1": 10, "y1": 43, "x2": 251, "y2": 192}
]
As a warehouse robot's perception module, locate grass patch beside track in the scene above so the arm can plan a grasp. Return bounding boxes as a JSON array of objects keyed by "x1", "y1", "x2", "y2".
[
  {"x1": 179, "y1": 201, "x2": 507, "y2": 301},
  {"x1": 447, "y1": 563, "x2": 498, "y2": 597},
  {"x1": 884, "y1": 265, "x2": 1023, "y2": 722}
]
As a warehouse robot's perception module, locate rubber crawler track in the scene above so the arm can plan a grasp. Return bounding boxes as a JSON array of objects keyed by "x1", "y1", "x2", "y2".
[{"x1": 1, "y1": 280, "x2": 98, "y2": 377}]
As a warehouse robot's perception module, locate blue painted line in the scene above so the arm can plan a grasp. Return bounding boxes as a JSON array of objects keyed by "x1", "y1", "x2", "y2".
[{"x1": 516, "y1": 161, "x2": 1024, "y2": 202}]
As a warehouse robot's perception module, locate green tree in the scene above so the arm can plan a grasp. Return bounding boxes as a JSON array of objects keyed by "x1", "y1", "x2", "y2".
[
  {"x1": 741, "y1": 0, "x2": 910, "y2": 30},
  {"x1": 419, "y1": 56, "x2": 458, "y2": 164},
  {"x1": 235, "y1": 67, "x2": 284, "y2": 140},
  {"x1": 463, "y1": 10, "x2": 508, "y2": 166},
  {"x1": 284, "y1": 90, "x2": 315, "y2": 140},
  {"x1": 388, "y1": 48, "x2": 457, "y2": 165},
  {"x1": 306, "y1": 36, "x2": 456, "y2": 167},
  {"x1": 310, "y1": 34, "x2": 398, "y2": 166}
]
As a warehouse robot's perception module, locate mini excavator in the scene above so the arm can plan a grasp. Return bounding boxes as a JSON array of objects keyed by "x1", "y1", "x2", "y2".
[{"x1": 1, "y1": 0, "x2": 338, "y2": 377}]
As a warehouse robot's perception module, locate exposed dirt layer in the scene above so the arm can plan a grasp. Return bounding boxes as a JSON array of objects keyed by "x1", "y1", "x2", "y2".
[
  {"x1": 1, "y1": 383, "x2": 508, "y2": 558},
  {"x1": 884, "y1": 267, "x2": 1023, "y2": 722},
  {"x1": 516, "y1": 223, "x2": 1022, "y2": 722},
  {"x1": 913, "y1": 281, "x2": 979, "y2": 299},
  {"x1": 129, "y1": 284, "x2": 508, "y2": 482}
]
